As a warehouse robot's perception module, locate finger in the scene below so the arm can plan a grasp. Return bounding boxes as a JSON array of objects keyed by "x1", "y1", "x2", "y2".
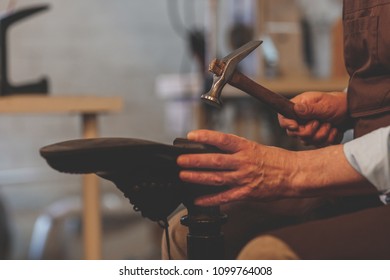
[
  {"x1": 294, "y1": 103, "x2": 310, "y2": 119},
  {"x1": 278, "y1": 114, "x2": 299, "y2": 131},
  {"x1": 310, "y1": 123, "x2": 332, "y2": 144},
  {"x1": 316, "y1": 128, "x2": 343, "y2": 147},
  {"x1": 194, "y1": 187, "x2": 264, "y2": 206},
  {"x1": 290, "y1": 91, "x2": 322, "y2": 104},
  {"x1": 307, "y1": 128, "x2": 338, "y2": 147},
  {"x1": 179, "y1": 170, "x2": 234, "y2": 186},
  {"x1": 288, "y1": 120, "x2": 320, "y2": 138},
  {"x1": 327, "y1": 128, "x2": 343, "y2": 145},
  {"x1": 177, "y1": 153, "x2": 239, "y2": 170},
  {"x1": 194, "y1": 187, "x2": 248, "y2": 206},
  {"x1": 296, "y1": 102, "x2": 325, "y2": 119},
  {"x1": 187, "y1": 130, "x2": 248, "y2": 153},
  {"x1": 293, "y1": 97, "x2": 329, "y2": 120},
  {"x1": 302, "y1": 120, "x2": 320, "y2": 137},
  {"x1": 286, "y1": 129, "x2": 298, "y2": 138}
]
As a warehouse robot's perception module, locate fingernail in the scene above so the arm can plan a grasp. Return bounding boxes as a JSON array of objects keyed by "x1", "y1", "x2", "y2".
[
  {"x1": 179, "y1": 170, "x2": 191, "y2": 180},
  {"x1": 295, "y1": 103, "x2": 307, "y2": 114},
  {"x1": 187, "y1": 131, "x2": 196, "y2": 140},
  {"x1": 287, "y1": 124, "x2": 298, "y2": 131},
  {"x1": 194, "y1": 198, "x2": 207, "y2": 206},
  {"x1": 177, "y1": 156, "x2": 188, "y2": 166}
]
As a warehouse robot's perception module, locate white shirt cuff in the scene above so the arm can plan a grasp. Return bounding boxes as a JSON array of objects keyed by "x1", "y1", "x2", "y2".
[{"x1": 343, "y1": 126, "x2": 390, "y2": 199}]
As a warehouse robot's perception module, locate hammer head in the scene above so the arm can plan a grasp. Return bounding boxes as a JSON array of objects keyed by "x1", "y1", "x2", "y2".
[{"x1": 201, "y1": 40, "x2": 262, "y2": 108}]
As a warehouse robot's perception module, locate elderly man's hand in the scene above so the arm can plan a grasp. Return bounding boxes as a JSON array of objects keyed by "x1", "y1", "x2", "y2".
[
  {"x1": 278, "y1": 91, "x2": 351, "y2": 147},
  {"x1": 177, "y1": 130, "x2": 297, "y2": 206}
]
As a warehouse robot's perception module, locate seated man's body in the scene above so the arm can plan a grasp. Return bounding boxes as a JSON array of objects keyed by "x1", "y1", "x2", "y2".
[{"x1": 162, "y1": 0, "x2": 390, "y2": 260}]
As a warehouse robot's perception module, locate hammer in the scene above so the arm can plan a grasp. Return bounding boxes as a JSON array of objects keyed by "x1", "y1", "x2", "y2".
[{"x1": 201, "y1": 40, "x2": 302, "y2": 121}]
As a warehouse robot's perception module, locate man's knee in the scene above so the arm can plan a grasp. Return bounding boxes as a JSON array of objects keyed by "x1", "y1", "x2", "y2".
[{"x1": 237, "y1": 235, "x2": 299, "y2": 260}]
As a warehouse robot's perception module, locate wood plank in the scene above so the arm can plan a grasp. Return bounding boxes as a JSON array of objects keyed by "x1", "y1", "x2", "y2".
[{"x1": 0, "y1": 95, "x2": 123, "y2": 114}]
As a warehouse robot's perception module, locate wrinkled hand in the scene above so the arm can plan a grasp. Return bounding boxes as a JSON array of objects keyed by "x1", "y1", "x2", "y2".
[
  {"x1": 278, "y1": 91, "x2": 351, "y2": 147},
  {"x1": 177, "y1": 130, "x2": 296, "y2": 206}
]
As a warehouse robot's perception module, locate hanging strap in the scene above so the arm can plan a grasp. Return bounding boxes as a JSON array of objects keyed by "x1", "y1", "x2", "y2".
[{"x1": 158, "y1": 218, "x2": 172, "y2": 260}]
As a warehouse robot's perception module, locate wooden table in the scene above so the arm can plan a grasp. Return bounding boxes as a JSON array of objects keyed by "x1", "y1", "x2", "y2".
[{"x1": 0, "y1": 95, "x2": 123, "y2": 259}]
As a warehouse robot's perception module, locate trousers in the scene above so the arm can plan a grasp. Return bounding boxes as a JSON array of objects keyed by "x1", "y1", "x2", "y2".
[{"x1": 162, "y1": 196, "x2": 385, "y2": 259}]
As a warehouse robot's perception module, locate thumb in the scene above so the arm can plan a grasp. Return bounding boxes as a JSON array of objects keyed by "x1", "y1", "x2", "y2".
[
  {"x1": 294, "y1": 103, "x2": 308, "y2": 115},
  {"x1": 294, "y1": 102, "x2": 325, "y2": 120}
]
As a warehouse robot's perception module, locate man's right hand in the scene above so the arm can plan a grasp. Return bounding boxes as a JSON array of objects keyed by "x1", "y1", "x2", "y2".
[{"x1": 278, "y1": 91, "x2": 351, "y2": 147}]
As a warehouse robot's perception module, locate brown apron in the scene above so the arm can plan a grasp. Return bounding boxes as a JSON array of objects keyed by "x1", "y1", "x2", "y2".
[
  {"x1": 264, "y1": 0, "x2": 390, "y2": 259},
  {"x1": 343, "y1": 0, "x2": 390, "y2": 137}
]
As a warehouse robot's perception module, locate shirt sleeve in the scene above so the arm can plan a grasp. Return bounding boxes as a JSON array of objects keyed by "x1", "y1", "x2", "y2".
[{"x1": 343, "y1": 126, "x2": 390, "y2": 201}]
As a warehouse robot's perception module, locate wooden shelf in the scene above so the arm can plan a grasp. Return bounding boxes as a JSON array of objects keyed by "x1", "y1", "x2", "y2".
[{"x1": 0, "y1": 95, "x2": 123, "y2": 114}]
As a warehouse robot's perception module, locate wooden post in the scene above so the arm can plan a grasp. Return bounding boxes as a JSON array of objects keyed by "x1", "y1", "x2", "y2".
[
  {"x1": 81, "y1": 113, "x2": 101, "y2": 260},
  {"x1": 332, "y1": 19, "x2": 348, "y2": 78}
]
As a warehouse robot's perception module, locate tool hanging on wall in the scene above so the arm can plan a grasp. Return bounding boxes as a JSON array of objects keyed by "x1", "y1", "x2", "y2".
[
  {"x1": 0, "y1": 4, "x2": 50, "y2": 96},
  {"x1": 227, "y1": 0, "x2": 257, "y2": 76}
]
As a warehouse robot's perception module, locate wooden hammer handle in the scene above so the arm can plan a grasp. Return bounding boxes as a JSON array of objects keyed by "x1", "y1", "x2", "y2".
[{"x1": 229, "y1": 71, "x2": 302, "y2": 122}]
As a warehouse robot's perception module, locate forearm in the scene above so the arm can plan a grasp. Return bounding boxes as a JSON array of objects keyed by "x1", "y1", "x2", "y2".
[
  {"x1": 178, "y1": 129, "x2": 382, "y2": 206},
  {"x1": 289, "y1": 145, "x2": 378, "y2": 197}
]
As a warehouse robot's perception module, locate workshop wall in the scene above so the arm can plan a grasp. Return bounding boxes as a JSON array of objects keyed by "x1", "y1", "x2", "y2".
[
  {"x1": 2, "y1": 0, "x2": 205, "y2": 172},
  {"x1": 0, "y1": 0, "x2": 207, "y2": 259}
]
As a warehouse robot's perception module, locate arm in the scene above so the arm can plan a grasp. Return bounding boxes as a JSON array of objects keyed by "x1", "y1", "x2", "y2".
[
  {"x1": 178, "y1": 130, "x2": 377, "y2": 206},
  {"x1": 291, "y1": 142, "x2": 377, "y2": 197}
]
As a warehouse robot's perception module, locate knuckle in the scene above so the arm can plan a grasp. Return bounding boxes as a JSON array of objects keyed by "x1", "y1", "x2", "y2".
[
  {"x1": 234, "y1": 169, "x2": 256, "y2": 186},
  {"x1": 248, "y1": 141, "x2": 258, "y2": 150},
  {"x1": 218, "y1": 193, "x2": 231, "y2": 204},
  {"x1": 211, "y1": 174, "x2": 225, "y2": 185},
  {"x1": 211, "y1": 155, "x2": 224, "y2": 168},
  {"x1": 191, "y1": 158, "x2": 201, "y2": 168},
  {"x1": 300, "y1": 124, "x2": 316, "y2": 137},
  {"x1": 219, "y1": 134, "x2": 231, "y2": 146},
  {"x1": 234, "y1": 154, "x2": 248, "y2": 167},
  {"x1": 239, "y1": 176, "x2": 252, "y2": 186},
  {"x1": 313, "y1": 124, "x2": 332, "y2": 142},
  {"x1": 313, "y1": 131, "x2": 327, "y2": 142}
]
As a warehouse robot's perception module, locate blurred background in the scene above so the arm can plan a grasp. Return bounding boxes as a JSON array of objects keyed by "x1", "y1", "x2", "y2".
[{"x1": 0, "y1": 0, "x2": 346, "y2": 260}]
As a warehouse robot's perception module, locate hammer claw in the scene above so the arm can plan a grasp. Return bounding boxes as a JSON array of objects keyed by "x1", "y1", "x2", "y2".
[
  {"x1": 203, "y1": 40, "x2": 303, "y2": 122},
  {"x1": 221, "y1": 40, "x2": 262, "y2": 65}
]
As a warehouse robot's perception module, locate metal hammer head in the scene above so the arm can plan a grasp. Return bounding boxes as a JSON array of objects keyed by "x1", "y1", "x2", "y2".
[{"x1": 201, "y1": 40, "x2": 262, "y2": 108}]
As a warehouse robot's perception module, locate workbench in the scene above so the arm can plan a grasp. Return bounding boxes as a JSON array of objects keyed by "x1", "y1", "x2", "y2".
[{"x1": 0, "y1": 95, "x2": 123, "y2": 260}]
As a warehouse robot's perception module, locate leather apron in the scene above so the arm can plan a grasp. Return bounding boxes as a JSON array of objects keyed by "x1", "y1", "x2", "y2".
[
  {"x1": 343, "y1": 0, "x2": 390, "y2": 137},
  {"x1": 259, "y1": 5, "x2": 390, "y2": 257}
]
